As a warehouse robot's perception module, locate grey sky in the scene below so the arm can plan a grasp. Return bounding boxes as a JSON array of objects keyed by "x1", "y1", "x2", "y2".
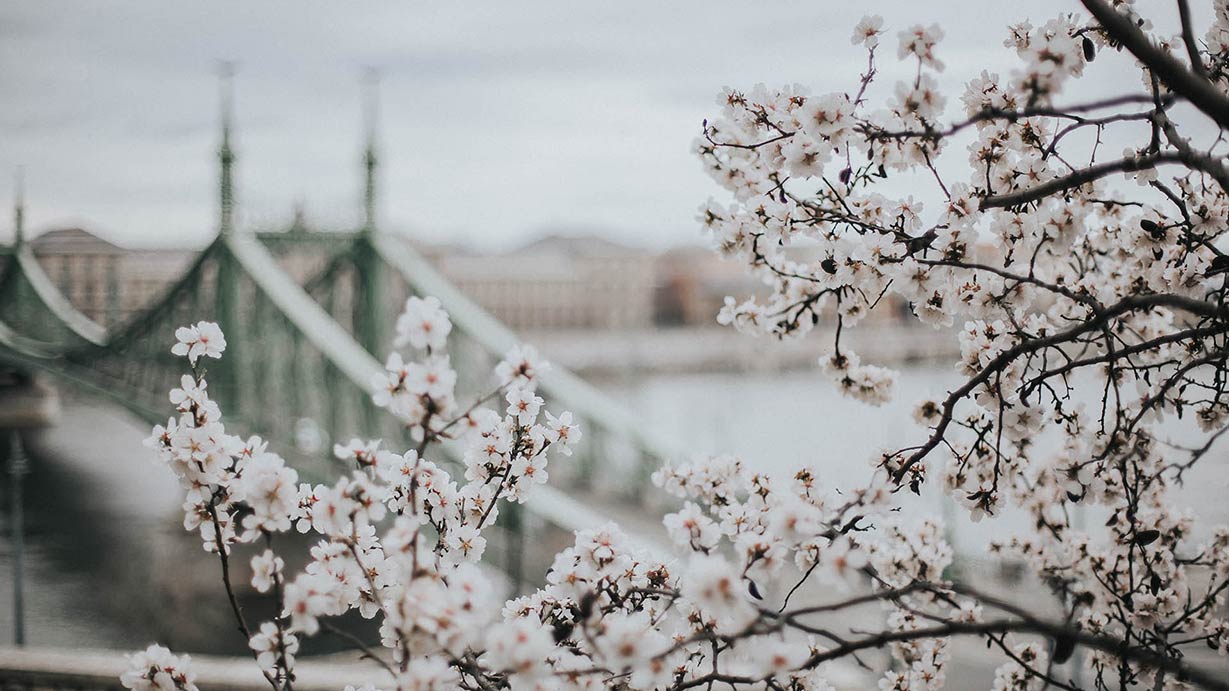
[{"x1": 2, "y1": 0, "x2": 1101, "y2": 250}]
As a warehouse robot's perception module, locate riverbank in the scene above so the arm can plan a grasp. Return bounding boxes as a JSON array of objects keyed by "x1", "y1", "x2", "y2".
[{"x1": 521, "y1": 325, "x2": 958, "y2": 376}]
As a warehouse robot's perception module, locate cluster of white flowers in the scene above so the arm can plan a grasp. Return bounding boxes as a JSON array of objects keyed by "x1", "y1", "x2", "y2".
[
  {"x1": 394, "y1": 295, "x2": 452, "y2": 351},
  {"x1": 695, "y1": 4, "x2": 1229, "y2": 691},
  {"x1": 121, "y1": 645, "x2": 198, "y2": 691},
  {"x1": 122, "y1": 5, "x2": 1229, "y2": 691},
  {"x1": 818, "y1": 351, "x2": 896, "y2": 406},
  {"x1": 989, "y1": 642, "x2": 1047, "y2": 691},
  {"x1": 1003, "y1": 17, "x2": 1088, "y2": 99},
  {"x1": 170, "y1": 321, "x2": 227, "y2": 365},
  {"x1": 132, "y1": 299, "x2": 582, "y2": 690},
  {"x1": 128, "y1": 300, "x2": 971, "y2": 691}
]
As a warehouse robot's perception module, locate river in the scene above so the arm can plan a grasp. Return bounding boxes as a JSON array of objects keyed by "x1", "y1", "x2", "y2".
[{"x1": 2, "y1": 364, "x2": 1228, "y2": 659}]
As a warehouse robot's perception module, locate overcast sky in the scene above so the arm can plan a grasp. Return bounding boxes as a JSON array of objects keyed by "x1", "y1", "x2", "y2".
[{"x1": 0, "y1": 0, "x2": 1130, "y2": 251}]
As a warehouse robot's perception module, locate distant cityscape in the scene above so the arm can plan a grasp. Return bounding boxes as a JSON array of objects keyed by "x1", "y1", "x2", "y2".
[
  {"x1": 22, "y1": 225, "x2": 941, "y2": 374},
  {"x1": 24, "y1": 226, "x2": 760, "y2": 332},
  {"x1": 29, "y1": 226, "x2": 924, "y2": 329}
]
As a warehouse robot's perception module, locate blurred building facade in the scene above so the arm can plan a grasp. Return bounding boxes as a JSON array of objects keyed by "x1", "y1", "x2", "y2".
[
  {"x1": 426, "y1": 235, "x2": 660, "y2": 331},
  {"x1": 29, "y1": 228, "x2": 194, "y2": 328},
  {"x1": 23, "y1": 226, "x2": 915, "y2": 335},
  {"x1": 653, "y1": 245, "x2": 755, "y2": 327}
]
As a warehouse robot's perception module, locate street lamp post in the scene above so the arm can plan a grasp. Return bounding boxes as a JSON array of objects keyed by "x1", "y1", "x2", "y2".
[{"x1": 9, "y1": 432, "x2": 29, "y2": 646}]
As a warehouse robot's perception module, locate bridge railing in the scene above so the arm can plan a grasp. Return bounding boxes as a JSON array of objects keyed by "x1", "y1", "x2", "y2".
[{"x1": 0, "y1": 245, "x2": 106, "y2": 351}]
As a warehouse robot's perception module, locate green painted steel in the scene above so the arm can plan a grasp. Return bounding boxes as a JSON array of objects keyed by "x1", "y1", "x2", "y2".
[
  {"x1": 218, "y1": 65, "x2": 237, "y2": 237},
  {"x1": 0, "y1": 245, "x2": 106, "y2": 350},
  {"x1": 361, "y1": 71, "x2": 379, "y2": 235},
  {"x1": 352, "y1": 234, "x2": 385, "y2": 386},
  {"x1": 12, "y1": 169, "x2": 24, "y2": 247},
  {"x1": 0, "y1": 229, "x2": 636, "y2": 538},
  {"x1": 0, "y1": 233, "x2": 386, "y2": 483}
]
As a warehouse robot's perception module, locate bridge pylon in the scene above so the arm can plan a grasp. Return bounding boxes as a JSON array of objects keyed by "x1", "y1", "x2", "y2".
[
  {"x1": 361, "y1": 69, "x2": 379, "y2": 235},
  {"x1": 217, "y1": 63, "x2": 237, "y2": 238},
  {"x1": 353, "y1": 71, "x2": 387, "y2": 381},
  {"x1": 214, "y1": 63, "x2": 244, "y2": 417},
  {"x1": 11, "y1": 168, "x2": 24, "y2": 248}
]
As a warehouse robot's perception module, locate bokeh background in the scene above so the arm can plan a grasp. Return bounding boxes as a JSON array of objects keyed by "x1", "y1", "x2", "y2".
[
  {"x1": 1, "y1": 0, "x2": 1085, "y2": 249},
  {"x1": 2, "y1": 3, "x2": 1227, "y2": 688}
]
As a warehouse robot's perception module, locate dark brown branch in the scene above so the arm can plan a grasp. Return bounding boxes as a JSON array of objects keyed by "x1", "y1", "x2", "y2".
[
  {"x1": 892, "y1": 292, "x2": 1228, "y2": 483},
  {"x1": 1025, "y1": 324, "x2": 1229, "y2": 393},
  {"x1": 1081, "y1": 0, "x2": 1229, "y2": 128},
  {"x1": 320, "y1": 621, "x2": 396, "y2": 676},
  {"x1": 1153, "y1": 108, "x2": 1229, "y2": 194},
  {"x1": 867, "y1": 95, "x2": 1165, "y2": 141},
  {"x1": 674, "y1": 617, "x2": 1229, "y2": 691},
  {"x1": 981, "y1": 153, "x2": 1185, "y2": 209},
  {"x1": 1176, "y1": 0, "x2": 1208, "y2": 78},
  {"x1": 207, "y1": 503, "x2": 280, "y2": 691}
]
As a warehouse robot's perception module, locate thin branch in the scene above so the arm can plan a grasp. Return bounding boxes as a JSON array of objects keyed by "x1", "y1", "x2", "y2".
[
  {"x1": 320, "y1": 621, "x2": 396, "y2": 676},
  {"x1": 207, "y1": 503, "x2": 280, "y2": 691},
  {"x1": 981, "y1": 153, "x2": 1185, "y2": 209},
  {"x1": 1082, "y1": 0, "x2": 1229, "y2": 128},
  {"x1": 1176, "y1": 0, "x2": 1208, "y2": 78}
]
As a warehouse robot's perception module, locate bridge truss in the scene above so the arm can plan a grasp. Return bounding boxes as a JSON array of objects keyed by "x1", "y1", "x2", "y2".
[{"x1": 0, "y1": 81, "x2": 679, "y2": 586}]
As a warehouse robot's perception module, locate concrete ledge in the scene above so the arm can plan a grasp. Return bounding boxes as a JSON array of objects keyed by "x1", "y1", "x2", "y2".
[{"x1": 0, "y1": 647, "x2": 392, "y2": 691}]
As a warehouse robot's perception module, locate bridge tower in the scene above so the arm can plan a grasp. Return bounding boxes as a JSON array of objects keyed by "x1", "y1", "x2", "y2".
[
  {"x1": 361, "y1": 70, "x2": 379, "y2": 234},
  {"x1": 11, "y1": 168, "x2": 24, "y2": 247},
  {"x1": 213, "y1": 64, "x2": 245, "y2": 417},
  {"x1": 218, "y1": 63, "x2": 237, "y2": 237},
  {"x1": 353, "y1": 70, "x2": 386, "y2": 367}
]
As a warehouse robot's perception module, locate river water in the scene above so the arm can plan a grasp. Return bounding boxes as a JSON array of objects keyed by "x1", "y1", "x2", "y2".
[
  {"x1": 604, "y1": 367, "x2": 1229, "y2": 550},
  {"x1": 2, "y1": 365, "x2": 1228, "y2": 657}
]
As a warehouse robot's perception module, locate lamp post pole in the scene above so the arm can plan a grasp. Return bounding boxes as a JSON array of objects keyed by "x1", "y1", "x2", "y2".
[{"x1": 9, "y1": 432, "x2": 29, "y2": 646}]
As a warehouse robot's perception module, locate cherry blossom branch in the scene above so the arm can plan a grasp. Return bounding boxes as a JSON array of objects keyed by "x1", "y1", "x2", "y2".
[
  {"x1": 1176, "y1": 0, "x2": 1208, "y2": 78},
  {"x1": 980, "y1": 153, "x2": 1185, "y2": 209},
  {"x1": 787, "y1": 619, "x2": 1229, "y2": 691},
  {"x1": 319, "y1": 621, "x2": 395, "y2": 676},
  {"x1": 1081, "y1": 0, "x2": 1229, "y2": 128},
  {"x1": 893, "y1": 292, "x2": 1229, "y2": 483},
  {"x1": 865, "y1": 94, "x2": 1166, "y2": 141},
  {"x1": 206, "y1": 503, "x2": 280, "y2": 691}
]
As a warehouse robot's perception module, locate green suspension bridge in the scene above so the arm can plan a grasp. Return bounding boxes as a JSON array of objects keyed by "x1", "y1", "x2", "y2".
[{"x1": 0, "y1": 74, "x2": 680, "y2": 587}]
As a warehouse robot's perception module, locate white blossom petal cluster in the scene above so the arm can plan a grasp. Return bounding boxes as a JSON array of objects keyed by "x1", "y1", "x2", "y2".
[
  {"x1": 694, "y1": 5, "x2": 1229, "y2": 690},
  {"x1": 171, "y1": 321, "x2": 227, "y2": 365},
  {"x1": 134, "y1": 305, "x2": 965, "y2": 691},
  {"x1": 139, "y1": 296, "x2": 584, "y2": 689},
  {"x1": 120, "y1": 645, "x2": 198, "y2": 691},
  {"x1": 394, "y1": 295, "x2": 452, "y2": 351},
  {"x1": 126, "y1": 6, "x2": 1229, "y2": 691}
]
